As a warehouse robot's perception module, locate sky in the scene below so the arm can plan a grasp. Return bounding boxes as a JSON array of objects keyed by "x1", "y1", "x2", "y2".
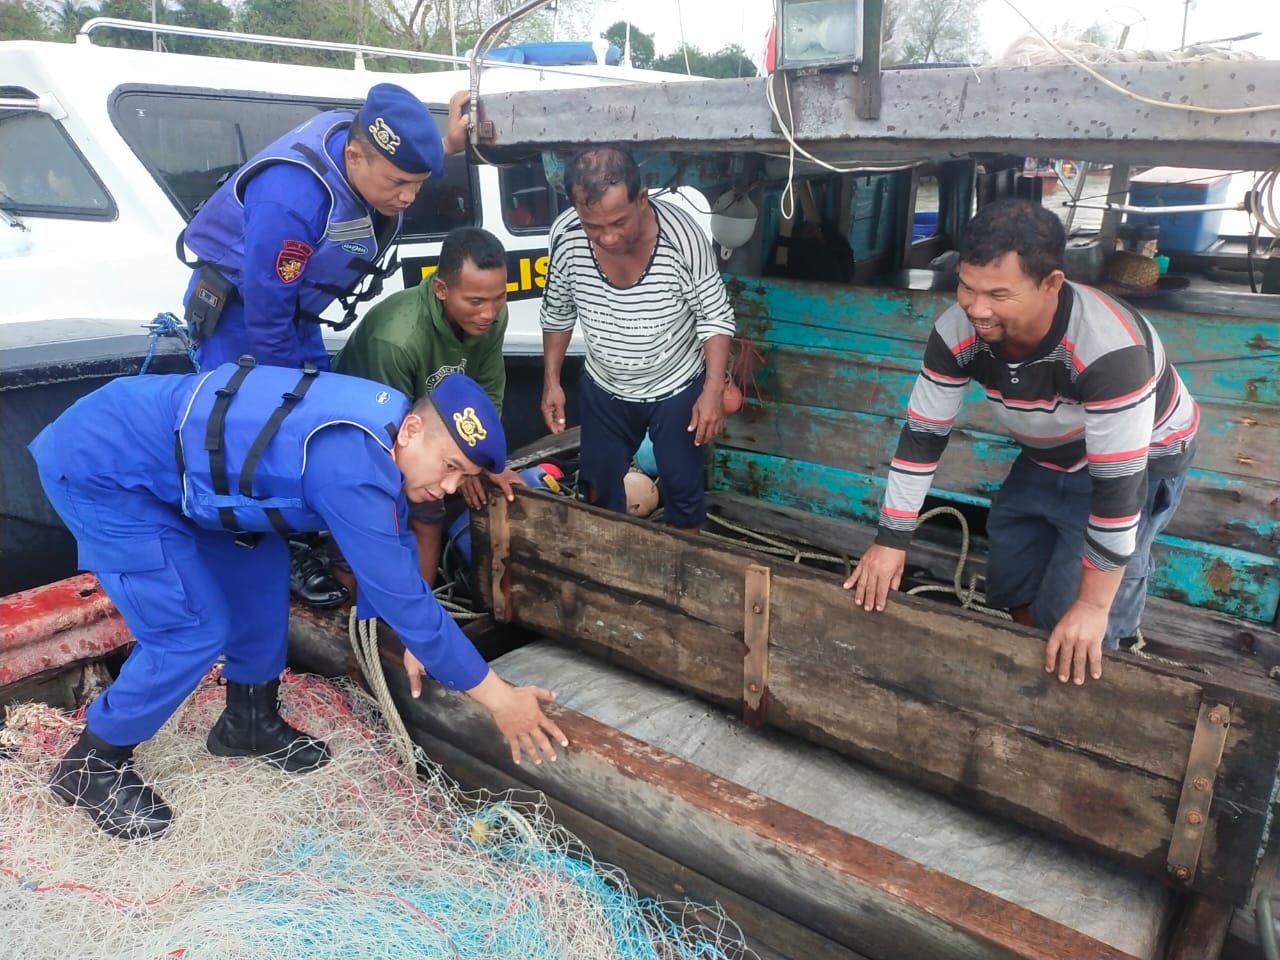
[{"x1": 585, "y1": 0, "x2": 1280, "y2": 65}]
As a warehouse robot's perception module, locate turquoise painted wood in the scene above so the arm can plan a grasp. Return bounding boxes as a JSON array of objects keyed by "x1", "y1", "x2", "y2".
[
  {"x1": 719, "y1": 399, "x2": 1278, "y2": 554},
  {"x1": 712, "y1": 449, "x2": 1280, "y2": 624},
  {"x1": 727, "y1": 277, "x2": 1280, "y2": 406},
  {"x1": 715, "y1": 273, "x2": 1279, "y2": 624}
]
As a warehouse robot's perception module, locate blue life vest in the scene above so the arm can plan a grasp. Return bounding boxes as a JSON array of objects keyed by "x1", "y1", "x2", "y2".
[
  {"x1": 176, "y1": 359, "x2": 409, "y2": 536},
  {"x1": 179, "y1": 111, "x2": 402, "y2": 329}
]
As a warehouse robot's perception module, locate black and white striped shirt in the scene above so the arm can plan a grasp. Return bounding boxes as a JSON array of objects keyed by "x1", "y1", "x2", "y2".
[{"x1": 540, "y1": 199, "x2": 737, "y2": 401}]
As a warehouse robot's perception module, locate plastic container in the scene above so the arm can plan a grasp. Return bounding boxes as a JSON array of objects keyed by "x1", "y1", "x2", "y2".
[
  {"x1": 911, "y1": 210, "x2": 939, "y2": 242},
  {"x1": 1126, "y1": 167, "x2": 1231, "y2": 252}
]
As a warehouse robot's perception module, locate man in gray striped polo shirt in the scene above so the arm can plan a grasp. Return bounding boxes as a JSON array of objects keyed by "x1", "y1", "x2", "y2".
[
  {"x1": 539, "y1": 147, "x2": 737, "y2": 529},
  {"x1": 844, "y1": 199, "x2": 1197, "y2": 686}
]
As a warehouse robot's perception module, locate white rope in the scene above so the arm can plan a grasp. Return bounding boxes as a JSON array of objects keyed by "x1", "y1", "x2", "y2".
[
  {"x1": 999, "y1": 0, "x2": 1280, "y2": 115},
  {"x1": 1249, "y1": 167, "x2": 1280, "y2": 238},
  {"x1": 347, "y1": 609, "x2": 417, "y2": 771}
]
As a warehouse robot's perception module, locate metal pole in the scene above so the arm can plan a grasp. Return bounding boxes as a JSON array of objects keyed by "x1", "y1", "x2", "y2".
[
  {"x1": 151, "y1": 0, "x2": 158, "y2": 52},
  {"x1": 448, "y1": 0, "x2": 457, "y2": 57}
]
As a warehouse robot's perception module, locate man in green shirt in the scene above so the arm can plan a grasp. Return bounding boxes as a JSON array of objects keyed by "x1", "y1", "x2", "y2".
[{"x1": 334, "y1": 226, "x2": 520, "y2": 588}]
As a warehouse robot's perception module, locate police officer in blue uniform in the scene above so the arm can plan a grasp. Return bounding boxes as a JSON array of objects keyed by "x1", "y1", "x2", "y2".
[
  {"x1": 180, "y1": 83, "x2": 471, "y2": 371},
  {"x1": 180, "y1": 82, "x2": 473, "y2": 608},
  {"x1": 29, "y1": 364, "x2": 567, "y2": 841}
]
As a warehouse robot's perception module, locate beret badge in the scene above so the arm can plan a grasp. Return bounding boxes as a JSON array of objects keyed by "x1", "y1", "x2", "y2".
[
  {"x1": 453, "y1": 408, "x2": 487, "y2": 448},
  {"x1": 367, "y1": 117, "x2": 400, "y2": 155}
]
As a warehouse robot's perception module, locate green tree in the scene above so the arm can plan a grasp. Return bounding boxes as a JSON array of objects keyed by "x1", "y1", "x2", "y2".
[
  {"x1": 164, "y1": 0, "x2": 235, "y2": 55},
  {"x1": 0, "y1": 0, "x2": 51, "y2": 41},
  {"x1": 234, "y1": 0, "x2": 404, "y2": 66},
  {"x1": 94, "y1": 0, "x2": 164, "y2": 49},
  {"x1": 48, "y1": 0, "x2": 91, "y2": 41},
  {"x1": 653, "y1": 42, "x2": 756, "y2": 79},
  {"x1": 885, "y1": 0, "x2": 985, "y2": 64},
  {"x1": 603, "y1": 19, "x2": 653, "y2": 69}
]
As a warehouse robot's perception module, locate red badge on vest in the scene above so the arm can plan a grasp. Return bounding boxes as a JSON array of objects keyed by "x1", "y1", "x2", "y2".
[{"x1": 276, "y1": 240, "x2": 313, "y2": 284}]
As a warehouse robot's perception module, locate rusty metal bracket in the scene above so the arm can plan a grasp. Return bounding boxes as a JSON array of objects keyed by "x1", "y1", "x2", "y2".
[
  {"x1": 489, "y1": 494, "x2": 512, "y2": 623},
  {"x1": 743, "y1": 564, "x2": 771, "y2": 727},
  {"x1": 1167, "y1": 702, "x2": 1231, "y2": 885}
]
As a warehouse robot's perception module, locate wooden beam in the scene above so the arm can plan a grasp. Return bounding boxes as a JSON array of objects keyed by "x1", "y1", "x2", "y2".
[
  {"x1": 407, "y1": 726, "x2": 875, "y2": 960},
  {"x1": 703, "y1": 492, "x2": 1280, "y2": 678},
  {"x1": 471, "y1": 491, "x2": 1280, "y2": 903},
  {"x1": 408, "y1": 682, "x2": 1146, "y2": 960},
  {"x1": 472, "y1": 61, "x2": 1280, "y2": 170}
]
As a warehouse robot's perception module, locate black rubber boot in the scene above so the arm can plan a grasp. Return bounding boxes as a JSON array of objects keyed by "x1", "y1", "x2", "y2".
[
  {"x1": 206, "y1": 678, "x2": 330, "y2": 772},
  {"x1": 49, "y1": 728, "x2": 173, "y2": 841},
  {"x1": 289, "y1": 541, "x2": 348, "y2": 609}
]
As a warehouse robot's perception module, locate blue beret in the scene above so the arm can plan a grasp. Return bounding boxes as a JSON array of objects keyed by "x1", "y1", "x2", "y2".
[
  {"x1": 357, "y1": 83, "x2": 444, "y2": 178},
  {"x1": 429, "y1": 373, "x2": 506, "y2": 473}
]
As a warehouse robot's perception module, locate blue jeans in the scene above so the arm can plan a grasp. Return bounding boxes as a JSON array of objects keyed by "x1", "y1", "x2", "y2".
[
  {"x1": 578, "y1": 372, "x2": 708, "y2": 528},
  {"x1": 983, "y1": 456, "x2": 1188, "y2": 646}
]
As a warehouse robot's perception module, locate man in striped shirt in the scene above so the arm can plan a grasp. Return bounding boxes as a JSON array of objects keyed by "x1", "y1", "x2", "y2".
[
  {"x1": 539, "y1": 147, "x2": 737, "y2": 529},
  {"x1": 845, "y1": 199, "x2": 1198, "y2": 684}
]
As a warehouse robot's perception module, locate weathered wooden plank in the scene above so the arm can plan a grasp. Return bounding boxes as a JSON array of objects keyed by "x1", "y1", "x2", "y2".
[
  {"x1": 713, "y1": 448, "x2": 1280, "y2": 624},
  {"x1": 704, "y1": 491, "x2": 1280, "y2": 678},
  {"x1": 732, "y1": 346, "x2": 1280, "y2": 487},
  {"x1": 1164, "y1": 895, "x2": 1234, "y2": 960},
  {"x1": 741, "y1": 334, "x2": 1280, "y2": 430},
  {"x1": 410, "y1": 689, "x2": 1146, "y2": 960},
  {"x1": 478, "y1": 60, "x2": 1280, "y2": 170},
  {"x1": 720, "y1": 399, "x2": 1280, "y2": 554},
  {"x1": 725, "y1": 278, "x2": 1280, "y2": 406},
  {"x1": 502, "y1": 564, "x2": 1190, "y2": 874},
  {"x1": 470, "y1": 492, "x2": 1280, "y2": 902},
  {"x1": 407, "y1": 729, "x2": 875, "y2": 960}
]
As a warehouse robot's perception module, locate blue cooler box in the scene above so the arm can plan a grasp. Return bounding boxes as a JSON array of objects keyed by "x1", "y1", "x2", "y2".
[{"x1": 1127, "y1": 166, "x2": 1232, "y2": 252}]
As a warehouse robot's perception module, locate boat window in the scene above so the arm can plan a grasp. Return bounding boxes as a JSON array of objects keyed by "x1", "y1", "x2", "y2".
[
  {"x1": 498, "y1": 159, "x2": 561, "y2": 233},
  {"x1": 400, "y1": 149, "x2": 477, "y2": 239},
  {"x1": 0, "y1": 110, "x2": 113, "y2": 219},
  {"x1": 113, "y1": 91, "x2": 334, "y2": 218},
  {"x1": 111, "y1": 90, "x2": 476, "y2": 236}
]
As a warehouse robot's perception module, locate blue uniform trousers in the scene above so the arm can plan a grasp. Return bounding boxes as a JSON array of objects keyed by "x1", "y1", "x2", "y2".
[{"x1": 38, "y1": 470, "x2": 290, "y2": 747}]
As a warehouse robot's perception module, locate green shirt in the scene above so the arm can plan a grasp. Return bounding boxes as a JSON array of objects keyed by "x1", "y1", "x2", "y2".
[{"x1": 334, "y1": 280, "x2": 508, "y2": 413}]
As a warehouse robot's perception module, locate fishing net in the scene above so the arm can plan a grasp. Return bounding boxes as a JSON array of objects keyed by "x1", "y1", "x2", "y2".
[{"x1": 0, "y1": 670, "x2": 754, "y2": 960}]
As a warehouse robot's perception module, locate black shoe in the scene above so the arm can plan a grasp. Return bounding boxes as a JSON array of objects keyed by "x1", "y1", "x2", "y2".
[
  {"x1": 289, "y1": 542, "x2": 348, "y2": 609},
  {"x1": 50, "y1": 728, "x2": 173, "y2": 840},
  {"x1": 207, "y1": 678, "x2": 330, "y2": 773}
]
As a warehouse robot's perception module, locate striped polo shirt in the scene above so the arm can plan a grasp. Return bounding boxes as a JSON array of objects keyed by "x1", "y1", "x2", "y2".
[
  {"x1": 539, "y1": 198, "x2": 737, "y2": 401},
  {"x1": 877, "y1": 282, "x2": 1199, "y2": 570}
]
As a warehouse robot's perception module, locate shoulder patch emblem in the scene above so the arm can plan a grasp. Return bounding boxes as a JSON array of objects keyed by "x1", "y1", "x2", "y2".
[
  {"x1": 368, "y1": 117, "x2": 400, "y2": 155},
  {"x1": 452, "y1": 407, "x2": 487, "y2": 448},
  {"x1": 276, "y1": 240, "x2": 313, "y2": 284}
]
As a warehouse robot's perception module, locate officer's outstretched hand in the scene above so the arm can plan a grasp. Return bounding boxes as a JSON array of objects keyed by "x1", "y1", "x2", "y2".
[
  {"x1": 843, "y1": 544, "x2": 906, "y2": 612},
  {"x1": 404, "y1": 648, "x2": 428, "y2": 697},
  {"x1": 468, "y1": 669, "x2": 568, "y2": 765}
]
